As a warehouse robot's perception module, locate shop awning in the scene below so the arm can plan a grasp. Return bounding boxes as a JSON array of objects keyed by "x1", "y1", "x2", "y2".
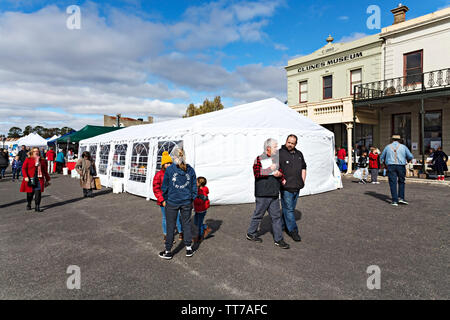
[{"x1": 56, "y1": 125, "x2": 122, "y2": 143}]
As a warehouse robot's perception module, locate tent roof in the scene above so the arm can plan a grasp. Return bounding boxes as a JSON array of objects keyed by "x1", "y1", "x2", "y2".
[
  {"x1": 57, "y1": 125, "x2": 122, "y2": 143},
  {"x1": 80, "y1": 98, "x2": 333, "y2": 145},
  {"x1": 16, "y1": 133, "x2": 48, "y2": 147}
]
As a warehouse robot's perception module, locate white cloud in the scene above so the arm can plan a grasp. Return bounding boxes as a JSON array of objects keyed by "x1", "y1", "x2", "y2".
[
  {"x1": 338, "y1": 16, "x2": 349, "y2": 21},
  {"x1": 0, "y1": 1, "x2": 287, "y2": 134},
  {"x1": 337, "y1": 32, "x2": 369, "y2": 43}
]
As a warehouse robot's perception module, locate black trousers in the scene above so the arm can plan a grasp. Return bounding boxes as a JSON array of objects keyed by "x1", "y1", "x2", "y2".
[
  {"x1": 56, "y1": 162, "x2": 64, "y2": 174},
  {"x1": 83, "y1": 188, "x2": 93, "y2": 197},
  {"x1": 27, "y1": 190, "x2": 42, "y2": 207},
  {"x1": 165, "y1": 203, "x2": 193, "y2": 252}
]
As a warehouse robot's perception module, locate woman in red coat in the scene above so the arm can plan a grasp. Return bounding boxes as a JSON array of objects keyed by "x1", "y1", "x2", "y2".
[
  {"x1": 20, "y1": 147, "x2": 51, "y2": 212},
  {"x1": 369, "y1": 147, "x2": 380, "y2": 184}
]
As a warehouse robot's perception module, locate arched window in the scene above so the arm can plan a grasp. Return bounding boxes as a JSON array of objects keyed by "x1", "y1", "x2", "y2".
[
  {"x1": 156, "y1": 140, "x2": 183, "y2": 174},
  {"x1": 111, "y1": 144, "x2": 128, "y2": 178},
  {"x1": 98, "y1": 144, "x2": 110, "y2": 175},
  {"x1": 89, "y1": 145, "x2": 97, "y2": 163},
  {"x1": 129, "y1": 142, "x2": 149, "y2": 183}
]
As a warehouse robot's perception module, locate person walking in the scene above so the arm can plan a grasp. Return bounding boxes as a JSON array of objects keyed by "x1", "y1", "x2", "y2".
[
  {"x1": 75, "y1": 151, "x2": 97, "y2": 198},
  {"x1": 369, "y1": 147, "x2": 380, "y2": 184},
  {"x1": 0, "y1": 148, "x2": 8, "y2": 179},
  {"x1": 193, "y1": 177, "x2": 212, "y2": 243},
  {"x1": 18, "y1": 145, "x2": 27, "y2": 163},
  {"x1": 380, "y1": 135, "x2": 413, "y2": 206},
  {"x1": 159, "y1": 149, "x2": 197, "y2": 260},
  {"x1": 337, "y1": 146, "x2": 347, "y2": 173},
  {"x1": 152, "y1": 151, "x2": 184, "y2": 243},
  {"x1": 246, "y1": 138, "x2": 290, "y2": 249},
  {"x1": 55, "y1": 149, "x2": 65, "y2": 174},
  {"x1": 46, "y1": 147, "x2": 56, "y2": 174},
  {"x1": 278, "y1": 135, "x2": 307, "y2": 242},
  {"x1": 11, "y1": 155, "x2": 23, "y2": 182},
  {"x1": 20, "y1": 147, "x2": 51, "y2": 212},
  {"x1": 432, "y1": 147, "x2": 448, "y2": 181},
  {"x1": 357, "y1": 151, "x2": 369, "y2": 184}
]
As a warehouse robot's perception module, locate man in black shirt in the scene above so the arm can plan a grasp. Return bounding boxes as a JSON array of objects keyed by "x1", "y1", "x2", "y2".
[
  {"x1": 18, "y1": 145, "x2": 28, "y2": 163},
  {"x1": 279, "y1": 135, "x2": 307, "y2": 242}
]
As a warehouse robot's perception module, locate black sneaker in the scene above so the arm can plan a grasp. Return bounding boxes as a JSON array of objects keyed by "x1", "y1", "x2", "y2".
[
  {"x1": 246, "y1": 233, "x2": 262, "y2": 243},
  {"x1": 186, "y1": 248, "x2": 194, "y2": 257},
  {"x1": 289, "y1": 231, "x2": 302, "y2": 242},
  {"x1": 159, "y1": 251, "x2": 173, "y2": 260},
  {"x1": 274, "y1": 239, "x2": 290, "y2": 249}
]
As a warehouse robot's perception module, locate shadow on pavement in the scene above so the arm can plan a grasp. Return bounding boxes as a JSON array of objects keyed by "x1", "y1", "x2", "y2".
[
  {"x1": 42, "y1": 188, "x2": 112, "y2": 210},
  {"x1": 364, "y1": 191, "x2": 392, "y2": 203},
  {"x1": 257, "y1": 209, "x2": 303, "y2": 237},
  {"x1": 0, "y1": 195, "x2": 50, "y2": 209}
]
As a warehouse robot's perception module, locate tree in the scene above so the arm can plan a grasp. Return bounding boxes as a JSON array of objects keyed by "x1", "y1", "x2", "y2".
[
  {"x1": 8, "y1": 127, "x2": 22, "y2": 138},
  {"x1": 183, "y1": 96, "x2": 224, "y2": 118},
  {"x1": 32, "y1": 125, "x2": 45, "y2": 136},
  {"x1": 60, "y1": 127, "x2": 74, "y2": 136},
  {"x1": 23, "y1": 125, "x2": 33, "y2": 136}
]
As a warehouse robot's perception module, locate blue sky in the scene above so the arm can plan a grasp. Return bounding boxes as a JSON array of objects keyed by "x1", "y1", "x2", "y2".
[{"x1": 0, "y1": 0, "x2": 448, "y2": 134}]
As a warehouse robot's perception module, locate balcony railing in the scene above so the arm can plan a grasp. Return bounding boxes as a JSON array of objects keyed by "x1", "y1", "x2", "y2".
[{"x1": 354, "y1": 68, "x2": 450, "y2": 101}]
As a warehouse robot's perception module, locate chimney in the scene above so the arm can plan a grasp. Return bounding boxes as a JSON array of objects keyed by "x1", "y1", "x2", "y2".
[{"x1": 391, "y1": 4, "x2": 409, "y2": 25}]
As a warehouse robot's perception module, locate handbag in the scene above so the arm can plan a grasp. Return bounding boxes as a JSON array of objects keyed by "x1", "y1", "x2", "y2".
[
  {"x1": 90, "y1": 164, "x2": 97, "y2": 177},
  {"x1": 94, "y1": 177, "x2": 102, "y2": 190},
  {"x1": 27, "y1": 166, "x2": 38, "y2": 188}
]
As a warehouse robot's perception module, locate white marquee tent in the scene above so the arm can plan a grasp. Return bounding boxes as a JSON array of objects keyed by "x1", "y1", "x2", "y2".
[
  {"x1": 79, "y1": 98, "x2": 340, "y2": 205},
  {"x1": 16, "y1": 133, "x2": 48, "y2": 148}
]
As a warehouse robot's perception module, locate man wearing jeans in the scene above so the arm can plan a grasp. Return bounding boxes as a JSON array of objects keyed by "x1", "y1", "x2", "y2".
[
  {"x1": 279, "y1": 135, "x2": 307, "y2": 242},
  {"x1": 247, "y1": 138, "x2": 290, "y2": 249},
  {"x1": 380, "y1": 135, "x2": 413, "y2": 206}
]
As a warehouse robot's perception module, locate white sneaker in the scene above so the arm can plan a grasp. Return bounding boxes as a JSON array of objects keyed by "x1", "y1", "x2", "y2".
[{"x1": 398, "y1": 199, "x2": 409, "y2": 205}]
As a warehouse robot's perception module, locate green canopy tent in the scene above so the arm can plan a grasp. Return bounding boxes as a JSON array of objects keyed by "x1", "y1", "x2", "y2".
[{"x1": 56, "y1": 125, "x2": 123, "y2": 143}]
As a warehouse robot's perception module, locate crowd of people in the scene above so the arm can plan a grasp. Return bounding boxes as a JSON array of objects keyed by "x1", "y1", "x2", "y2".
[{"x1": 0, "y1": 133, "x2": 447, "y2": 259}]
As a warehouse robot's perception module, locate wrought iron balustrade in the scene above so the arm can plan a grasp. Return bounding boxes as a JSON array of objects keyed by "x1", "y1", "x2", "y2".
[{"x1": 354, "y1": 68, "x2": 450, "y2": 101}]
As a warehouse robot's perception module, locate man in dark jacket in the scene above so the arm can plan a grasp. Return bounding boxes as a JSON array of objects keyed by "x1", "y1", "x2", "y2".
[
  {"x1": 279, "y1": 135, "x2": 307, "y2": 242},
  {"x1": 18, "y1": 145, "x2": 28, "y2": 163},
  {"x1": 246, "y1": 138, "x2": 290, "y2": 249}
]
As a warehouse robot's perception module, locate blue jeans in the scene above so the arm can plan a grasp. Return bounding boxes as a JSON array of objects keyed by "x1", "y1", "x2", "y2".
[
  {"x1": 12, "y1": 168, "x2": 20, "y2": 179},
  {"x1": 280, "y1": 190, "x2": 300, "y2": 233},
  {"x1": 338, "y1": 159, "x2": 346, "y2": 172},
  {"x1": 0, "y1": 167, "x2": 6, "y2": 177},
  {"x1": 160, "y1": 206, "x2": 183, "y2": 235},
  {"x1": 194, "y1": 211, "x2": 207, "y2": 237},
  {"x1": 387, "y1": 165, "x2": 406, "y2": 203}
]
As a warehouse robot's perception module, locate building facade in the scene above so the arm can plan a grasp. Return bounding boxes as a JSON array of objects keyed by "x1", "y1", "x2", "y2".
[
  {"x1": 104, "y1": 115, "x2": 154, "y2": 127},
  {"x1": 354, "y1": 6, "x2": 450, "y2": 169},
  {"x1": 286, "y1": 34, "x2": 383, "y2": 172},
  {"x1": 287, "y1": 5, "x2": 450, "y2": 174}
]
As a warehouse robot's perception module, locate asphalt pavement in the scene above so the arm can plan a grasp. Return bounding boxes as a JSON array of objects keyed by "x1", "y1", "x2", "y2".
[{"x1": 0, "y1": 172, "x2": 448, "y2": 299}]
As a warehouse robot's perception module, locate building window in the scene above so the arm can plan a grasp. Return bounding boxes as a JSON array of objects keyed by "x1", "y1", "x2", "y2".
[
  {"x1": 323, "y1": 75, "x2": 333, "y2": 99},
  {"x1": 392, "y1": 113, "x2": 412, "y2": 150},
  {"x1": 299, "y1": 81, "x2": 308, "y2": 103},
  {"x1": 419, "y1": 111, "x2": 442, "y2": 154},
  {"x1": 129, "y1": 142, "x2": 150, "y2": 183},
  {"x1": 98, "y1": 144, "x2": 110, "y2": 175},
  {"x1": 155, "y1": 140, "x2": 183, "y2": 174},
  {"x1": 404, "y1": 50, "x2": 423, "y2": 85},
  {"x1": 350, "y1": 69, "x2": 362, "y2": 95},
  {"x1": 111, "y1": 144, "x2": 128, "y2": 178}
]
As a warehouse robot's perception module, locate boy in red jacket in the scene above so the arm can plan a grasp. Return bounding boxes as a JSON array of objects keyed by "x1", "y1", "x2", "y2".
[
  {"x1": 369, "y1": 147, "x2": 380, "y2": 184},
  {"x1": 193, "y1": 177, "x2": 211, "y2": 242},
  {"x1": 152, "y1": 151, "x2": 183, "y2": 243}
]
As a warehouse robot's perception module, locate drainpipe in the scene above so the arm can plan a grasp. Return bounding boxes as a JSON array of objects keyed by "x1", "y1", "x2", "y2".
[{"x1": 420, "y1": 98, "x2": 425, "y2": 173}]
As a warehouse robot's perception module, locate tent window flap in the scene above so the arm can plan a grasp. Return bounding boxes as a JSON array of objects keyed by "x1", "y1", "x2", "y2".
[
  {"x1": 98, "y1": 144, "x2": 110, "y2": 175},
  {"x1": 155, "y1": 140, "x2": 183, "y2": 174},
  {"x1": 129, "y1": 142, "x2": 149, "y2": 183},
  {"x1": 89, "y1": 145, "x2": 97, "y2": 164},
  {"x1": 111, "y1": 144, "x2": 128, "y2": 178}
]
